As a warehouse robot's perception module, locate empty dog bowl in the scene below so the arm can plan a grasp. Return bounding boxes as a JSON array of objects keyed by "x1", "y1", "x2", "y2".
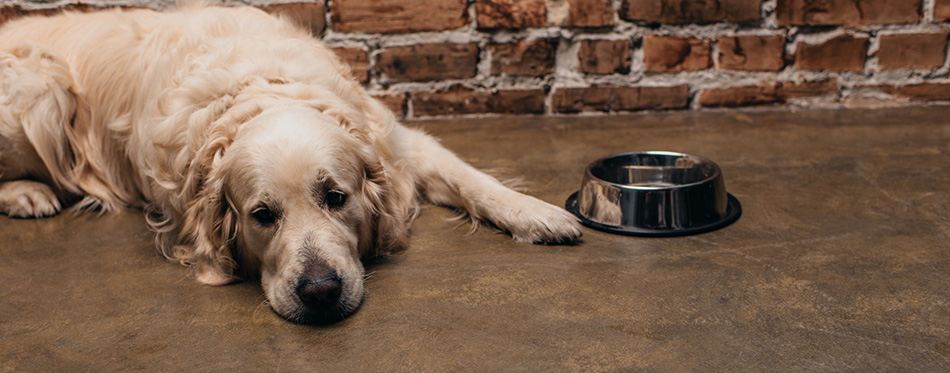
[{"x1": 565, "y1": 151, "x2": 741, "y2": 237}]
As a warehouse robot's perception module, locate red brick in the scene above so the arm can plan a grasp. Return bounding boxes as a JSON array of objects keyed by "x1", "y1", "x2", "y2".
[
  {"x1": 936, "y1": 0, "x2": 950, "y2": 22},
  {"x1": 476, "y1": 0, "x2": 546, "y2": 29},
  {"x1": 643, "y1": 35, "x2": 712, "y2": 72},
  {"x1": 777, "y1": 0, "x2": 920, "y2": 27},
  {"x1": 700, "y1": 84, "x2": 783, "y2": 107},
  {"x1": 565, "y1": 0, "x2": 614, "y2": 27},
  {"x1": 854, "y1": 84, "x2": 900, "y2": 96},
  {"x1": 552, "y1": 86, "x2": 612, "y2": 113},
  {"x1": 0, "y1": 5, "x2": 38, "y2": 25},
  {"x1": 612, "y1": 85, "x2": 690, "y2": 111},
  {"x1": 896, "y1": 83, "x2": 950, "y2": 101},
  {"x1": 373, "y1": 93, "x2": 407, "y2": 117},
  {"x1": 330, "y1": 0, "x2": 468, "y2": 34},
  {"x1": 490, "y1": 39, "x2": 557, "y2": 76},
  {"x1": 413, "y1": 87, "x2": 492, "y2": 116},
  {"x1": 621, "y1": 0, "x2": 760, "y2": 24},
  {"x1": 718, "y1": 34, "x2": 787, "y2": 72},
  {"x1": 551, "y1": 85, "x2": 689, "y2": 113},
  {"x1": 376, "y1": 43, "x2": 479, "y2": 82},
  {"x1": 261, "y1": 2, "x2": 326, "y2": 37},
  {"x1": 777, "y1": 79, "x2": 839, "y2": 99},
  {"x1": 412, "y1": 87, "x2": 546, "y2": 116},
  {"x1": 489, "y1": 89, "x2": 547, "y2": 114},
  {"x1": 330, "y1": 47, "x2": 369, "y2": 83},
  {"x1": 877, "y1": 32, "x2": 949, "y2": 71},
  {"x1": 0, "y1": 4, "x2": 98, "y2": 25},
  {"x1": 795, "y1": 35, "x2": 868, "y2": 72},
  {"x1": 578, "y1": 39, "x2": 632, "y2": 74}
]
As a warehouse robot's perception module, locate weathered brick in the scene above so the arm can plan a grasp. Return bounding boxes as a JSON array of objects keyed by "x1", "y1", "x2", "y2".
[
  {"x1": 877, "y1": 32, "x2": 949, "y2": 71},
  {"x1": 376, "y1": 43, "x2": 479, "y2": 82},
  {"x1": 373, "y1": 93, "x2": 407, "y2": 117},
  {"x1": 413, "y1": 87, "x2": 490, "y2": 116},
  {"x1": 489, "y1": 89, "x2": 547, "y2": 114},
  {"x1": 566, "y1": 0, "x2": 614, "y2": 27},
  {"x1": 621, "y1": 0, "x2": 760, "y2": 24},
  {"x1": 718, "y1": 34, "x2": 787, "y2": 72},
  {"x1": 613, "y1": 85, "x2": 690, "y2": 111},
  {"x1": 700, "y1": 84, "x2": 783, "y2": 107},
  {"x1": 777, "y1": 0, "x2": 920, "y2": 27},
  {"x1": 858, "y1": 82, "x2": 950, "y2": 102},
  {"x1": 330, "y1": 0, "x2": 468, "y2": 34},
  {"x1": 578, "y1": 39, "x2": 632, "y2": 74},
  {"x1": 0, "y1": 5, "x2": 38, "y2": 25},
  {"x1": 330, "y1": 47, "x2": 369, "y2": 83},
  {"x1": 490, "y1": 39, "x2": 557, "y2": 76},
  {"x1": 0, "y1": 4, "x2": 96, "y2": 25},
  {"x1": 795, "y1": 35, "x2": 868, "y2": 72},
  {"x1": 854, "y1": 84, "x2": 900, "y2": 96},
  {"x1": 936, "y1": 0, "x2": 950, "y2": 22},
  {"x1": 643, "y1": 35, "x2": 712, "y2": 72},
  {"x1": 412, "y1": 86, "x2": 546, "y2": 116},
  {"x1": 552, "y1": 86, "x2": 612, "y2": 113},
  {"x1": 476, "y1": 0, "x2": 546, "y2": 29},
  {"x1": 896, "y1": 83, "x2": 950, "y2": 101},
  {"x1": 777, "y1": 78, "x2": 839, "y2": 99},
  {"x1": 261, "y1": 2, "x2": 325, "y2": 37},
  {"x1": 551, "y1": 85, "x2": 689, "y2": 113}
]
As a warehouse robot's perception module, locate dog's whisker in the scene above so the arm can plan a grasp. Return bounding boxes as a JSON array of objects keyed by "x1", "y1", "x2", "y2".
[{"x1": 252, "y1": 296, "x2": 272, "y2": 320}]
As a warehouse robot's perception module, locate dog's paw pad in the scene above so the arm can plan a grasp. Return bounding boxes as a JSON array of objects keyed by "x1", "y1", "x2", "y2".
[{"x1": 0, "y1": 181, "x2": 61, "y2": 218}]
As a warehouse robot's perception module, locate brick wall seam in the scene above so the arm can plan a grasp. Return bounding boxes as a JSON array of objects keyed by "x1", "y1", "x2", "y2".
[
  {"x1": 866, "y1": 33, "x2": 881, "y2": 73},
  {"x1": 545, "y1": 0, "x2": 567, "y2": 26},
  {"x1": 942, "y1": 30, "x2": 950, "y2": 74},
  {"x1": 925, "y1": 0, "x2": 936, "y2": 23},
  {"x1": 710, "y1": 37, "x2": 722, "y2": 71},
  {"x1": 762, "y1": 0, "x2": 778, "y2": 29}
]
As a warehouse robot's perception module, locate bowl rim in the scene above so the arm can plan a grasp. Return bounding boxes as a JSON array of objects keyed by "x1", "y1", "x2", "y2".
[
  {"x1": 565, "y1": 192, "x2": 742, "y2": 237},
  {"x1": 584, "y1": 151, "x2": 722, "y2": 191}
]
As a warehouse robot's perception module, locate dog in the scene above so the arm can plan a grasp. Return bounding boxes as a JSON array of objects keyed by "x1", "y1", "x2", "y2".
[{"x1": 0, "y1": 5, "x2": 582, "y2": 324}]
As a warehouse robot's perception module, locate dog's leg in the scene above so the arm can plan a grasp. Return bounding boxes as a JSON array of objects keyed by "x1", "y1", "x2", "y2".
[
  {"x1": 0, "y1": 44, "x2": 78, "y2": 218},
  {"x1": 0, "y1": 180, "x2": 61, "y2": 218},
  {"x1": 391, "y1": 125, "x2": 582, "y2": 244}
]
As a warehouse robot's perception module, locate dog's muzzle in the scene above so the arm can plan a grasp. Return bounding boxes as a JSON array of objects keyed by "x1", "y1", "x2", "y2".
[{"x1": 285, "y1": 259, "x2": 354, "y2": 325}]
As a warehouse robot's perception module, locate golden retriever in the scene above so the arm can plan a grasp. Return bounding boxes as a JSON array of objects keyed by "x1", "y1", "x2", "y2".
[{"x1": 0, "y1": 5, "x2": 581, "y2": 324}]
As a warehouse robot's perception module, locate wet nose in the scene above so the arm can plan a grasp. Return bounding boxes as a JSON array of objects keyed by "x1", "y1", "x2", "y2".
[{"x1": 296, "y1": 262, "x2": 342, "y2": 308}]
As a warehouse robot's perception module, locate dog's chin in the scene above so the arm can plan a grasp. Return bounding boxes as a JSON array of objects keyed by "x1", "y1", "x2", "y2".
[{"x1": 275, "y1": 297, "x2": 363, "y2": 325}]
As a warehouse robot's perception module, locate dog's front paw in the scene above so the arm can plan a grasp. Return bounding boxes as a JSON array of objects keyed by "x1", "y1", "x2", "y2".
[
  {"x1": 502, "y1": 195, "x2": 582, "y2": 245},
  {"x1": 0, "y1": 180, "x2": 62, "y2": 218}
]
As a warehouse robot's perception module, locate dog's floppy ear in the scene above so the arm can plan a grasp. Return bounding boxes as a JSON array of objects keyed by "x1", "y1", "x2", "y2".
[
  {"x1": 169, "y1": 110, "x2": 251, "y2": 286},
  {"x1": 172, "y1": 155, "x2": 241, "y2": 285},
  {"x1": 359, "y1": 157, "x2": 415, "y2": 259},
  {"x1": 185, "y1": 175, "x2": 240, "y2": 285}
]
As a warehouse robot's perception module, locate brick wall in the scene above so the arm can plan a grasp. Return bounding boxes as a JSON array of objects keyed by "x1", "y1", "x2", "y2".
[{"x1": 4, "y1": 0, "x2": 950, "y2": 118}]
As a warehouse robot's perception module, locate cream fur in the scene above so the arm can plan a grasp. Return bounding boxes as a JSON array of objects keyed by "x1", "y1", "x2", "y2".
[{"x1": 0, "y1": 6, "x2": 581, "y2": 324}]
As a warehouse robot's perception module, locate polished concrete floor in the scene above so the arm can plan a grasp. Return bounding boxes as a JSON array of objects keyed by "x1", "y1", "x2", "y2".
[{"x1": 2, "y1": 107, "x2": 949, "y2": 371}]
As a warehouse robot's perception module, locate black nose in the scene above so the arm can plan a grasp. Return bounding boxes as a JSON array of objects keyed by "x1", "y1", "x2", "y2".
[
  {"x1": 296, "y1": 275, "x2": 342, "y2": 307},
  {"x1": 296, "y1": 263, "x2": 343, "y2": 308}
]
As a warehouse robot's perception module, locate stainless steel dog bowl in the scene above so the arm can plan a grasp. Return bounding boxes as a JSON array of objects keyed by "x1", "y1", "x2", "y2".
[{"x1": 565, "y1": 151, "x2": 741, "y2": 236}]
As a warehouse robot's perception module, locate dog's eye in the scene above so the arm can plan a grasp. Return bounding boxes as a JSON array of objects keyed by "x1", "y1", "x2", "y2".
[
  {"x1": 325, "y1": 190, "x2": 347, "y2": 210},
  {"x1": 251, "y1": 206, "x2": 278, "y2": 226}
]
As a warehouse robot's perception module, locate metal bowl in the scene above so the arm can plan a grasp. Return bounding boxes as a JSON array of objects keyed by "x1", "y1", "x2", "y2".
[{"x1": 565, "y1": 151, "x2": 741, "y2": 237}]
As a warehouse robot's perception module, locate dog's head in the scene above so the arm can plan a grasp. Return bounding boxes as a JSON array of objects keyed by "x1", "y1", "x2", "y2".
[{"x1": 178, "y1": 103, "x2": 411, "y2": 324}]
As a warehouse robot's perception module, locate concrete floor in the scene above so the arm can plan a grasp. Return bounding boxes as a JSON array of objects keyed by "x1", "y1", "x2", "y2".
[{"x1": 1, "y1": 107, "x2": 949, "y2": 371}]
